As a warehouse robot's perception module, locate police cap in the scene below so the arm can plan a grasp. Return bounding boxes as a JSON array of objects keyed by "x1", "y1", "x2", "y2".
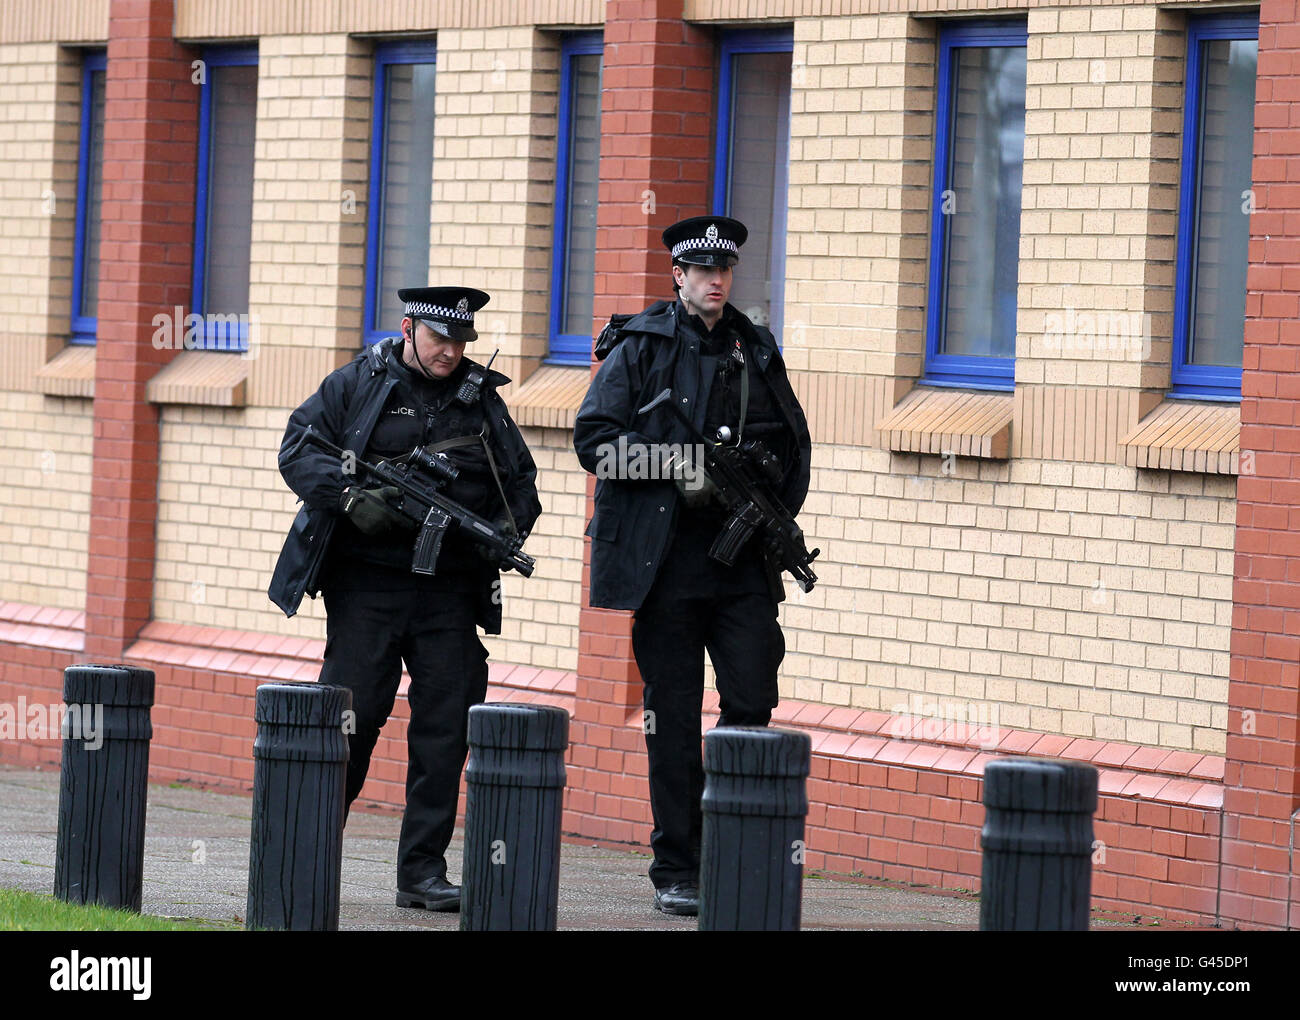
[
  {"x1": 662, "y1": 215, "x2": 748, "y2": 268},
  {"x1": 397, "y1": 286, "x2": 490, "y2": 343}
]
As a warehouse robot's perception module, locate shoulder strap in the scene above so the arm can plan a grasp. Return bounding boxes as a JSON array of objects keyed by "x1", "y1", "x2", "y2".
[
  {"x1": 426, "y1": 434, "x2": 479, "y2": 453},
  {"x1": 477, "y1": 426, "x2": 517, "y2": 536},
  {"x1": 427, "y1": 428, "x2": 518, "y2": 537}
]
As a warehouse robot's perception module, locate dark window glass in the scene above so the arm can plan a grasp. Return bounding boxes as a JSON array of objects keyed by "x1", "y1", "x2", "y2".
[
  {"x1": 1187, "y1": 38, "x2": 1257, "y2": 369},
  {"x1": 78, "y1": 66, "x2": 105, "y2": 322},
  {"x1": 938, "y1": 45, "x2": 1025, "y2": 360},
  {"x1": 202, "y1": 63, "x2": 257, "y2": 319},
  {"x1": 723, "y1": 49, "x2": 791, "y2": 335},
  {"x1": 561, "y1": 52, "x2": 601, "y2": 336},
  {"x1": 374, "y1": 61, "x2": 437, "y2": 333}
]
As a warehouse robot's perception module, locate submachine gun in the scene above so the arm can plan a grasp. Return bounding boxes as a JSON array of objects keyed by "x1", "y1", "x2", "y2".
[
  {"x1": 637, "y1": 387, "x2": 819, "y2": 593},
  {"x1": 294, "y1": 426, "x2": 535, "y2": 578}
]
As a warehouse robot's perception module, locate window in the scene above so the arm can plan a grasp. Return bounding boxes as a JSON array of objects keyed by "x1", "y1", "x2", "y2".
[
  {"x1": 924, "y1": 21, "x2": 1027, "y2": 391},
  {"x1": 193, "y1": 46, "x2": 258, "y2": 351},
  {"x1": 713, "y1": 28, "x2": 792, "y2": 340},
  {"x1": 1172, "y1": 13, "x2": 1259, "y2": 401},
  {"x1": 70, "y1": 50, "x2": 106, "y2": 344},
  {"x1": 547, "y1": 33, "x2": 602, "y2": 366},
  {"x1": 364, "y1": 41, "x2": 437, "y2": 346}
]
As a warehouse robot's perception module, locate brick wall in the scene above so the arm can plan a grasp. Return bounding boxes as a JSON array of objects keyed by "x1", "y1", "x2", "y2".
[
  {"x1": 0, "y1": 394, "x2": 92, "y2": 609},
  {"x1": 787, "y1": 447, "x2": 1233, "y2": 752},
  {"x1": 1014, "y1": 5, "x2": 1181, "y2": 460},
  {"x1": 153, "y1": 405, "x2": 313, "y2": 634},
  {"x1": 85, "y1": 0, "x2": 196, "y2": 660},
  {"x1": 484, "y1": 425, "x2": 584, "y2": 673},
  {"x1": 1224, "y1": 0, "x2": 1300, "y2": 931}
]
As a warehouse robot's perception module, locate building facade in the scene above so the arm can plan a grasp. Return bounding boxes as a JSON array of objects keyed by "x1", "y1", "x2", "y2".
[{"x1": 0, "y1": 0, "x2": 1295, "y2": 927}]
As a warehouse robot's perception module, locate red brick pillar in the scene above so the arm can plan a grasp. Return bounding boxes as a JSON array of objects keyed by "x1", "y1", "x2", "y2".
[
  {"x1": 1225, "y1": 0, "x2": 1300, "y2": 930},
  {"x1": 567, "y1": 0, "x2": 715, "y2": 843},
  {"x1": 85, "y1": 0, "x2": 196, "y2": 659}
]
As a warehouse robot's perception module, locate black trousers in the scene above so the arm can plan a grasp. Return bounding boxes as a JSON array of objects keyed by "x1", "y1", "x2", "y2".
[
  {"x1": 631, "y1": 590, "x2": 785, "y2": 889},
  {"x1": 319, "y1": 584, "x2": 488, "y2": 889}
]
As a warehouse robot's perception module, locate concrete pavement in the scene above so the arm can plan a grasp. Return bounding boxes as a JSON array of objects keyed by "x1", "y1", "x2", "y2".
[{"x1": 0, "y1": 762, "x2": 987, "y2": 930}]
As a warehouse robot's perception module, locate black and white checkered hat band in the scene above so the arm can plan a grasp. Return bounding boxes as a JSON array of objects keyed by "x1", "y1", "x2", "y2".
[
  {"x1": 671, "y1": 237, "x2": 738, "y2": 259},
  {"x1": 404, "y1": 301, "x2": 474, "y2": 322}
]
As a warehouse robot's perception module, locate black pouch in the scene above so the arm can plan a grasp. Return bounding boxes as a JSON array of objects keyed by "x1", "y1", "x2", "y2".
[{"x1": 593, "y1": 313, "x2": 635, "y2": 361}]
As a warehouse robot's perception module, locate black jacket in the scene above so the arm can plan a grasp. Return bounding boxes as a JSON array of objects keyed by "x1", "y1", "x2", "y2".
[
  {"x1": 573, "y1": 300, "x2": 811, "y2": 611},
  {"x1": 269, "y1": 338, "x2": 542, "y2": 632}
]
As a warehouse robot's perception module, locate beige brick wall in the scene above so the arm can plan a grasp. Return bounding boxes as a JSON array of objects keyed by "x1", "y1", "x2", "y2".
[
  {"x1": 1014, "y1": 5, "x2": 1186, "y2": 460},
  {"x1": 483, "y1": 426, "x2": 583, "y2": 672},
  {"x1": 153, "y1": 404, "x2": 318, "y2": 635},
  {"x1": 246, "y1": 34, "x2": 372, "y2": 409},
  {"x1": 686, "y1": 0, "x2": 1233, "y2": 20},
  {"x1": 0, "y1": 391, "x2": 91, "y2": 610},
  {"x1": 173, "y1": 0, "x2": 601, "y2": 40},
  {"x1": 428, "y1": 26, "x2": 559, "y2": 386},
  {"x1": 0, "y1": 1, "x2": 106, "y2": 45},
  {"x1": 0, "y1": 44, "x2": 93, "y2": 610},
  {"x1": 772, "y1": 5, "x2": 1237, "y2": 752},
  {"x1": 0, "y1": 42, "x2": 80, "y2": 386},
  {"x1": 785, "y1": 13, "x2": 934, "y2": 447},
  {"x1": 781, "y1": 445, "x2": 1234, "y2": 753}
]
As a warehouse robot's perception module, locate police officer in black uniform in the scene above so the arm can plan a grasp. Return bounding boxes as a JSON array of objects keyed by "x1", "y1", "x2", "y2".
[
  {"x1": 270, "y1": 286, "x2": 542, "y2": 912},
  {"x1": 573, "y1": 217, "x2": 812, "y2": 916}
]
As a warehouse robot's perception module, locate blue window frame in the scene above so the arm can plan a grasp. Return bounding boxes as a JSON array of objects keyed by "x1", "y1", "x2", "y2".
[
  {"x1": 364, "y1": 41, "x2": 437, "y2": 346},
  {"x1": 1171, "y1": 13, "x2": 1259, "y2": 401},
  {"x1": 924, "y1": 20, "x2": 1027, "y2": 391},
  {"x1": 193, "y1": 45, "x2": 258, "y2": 351},
  {"x1": 547, "y1": 33, "x2": 603, "y2": 366},
  {"x1": 70, "y1": 50, "x2": 106, "y2": 344},
  {"x1": 712, "y1": 27, "x2": 792, "y2": 342}
]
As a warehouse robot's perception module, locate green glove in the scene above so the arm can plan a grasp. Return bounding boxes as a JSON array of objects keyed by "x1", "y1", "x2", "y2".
[{"x1": 340, "y1": 485, "x2": 406, "y2": 536}]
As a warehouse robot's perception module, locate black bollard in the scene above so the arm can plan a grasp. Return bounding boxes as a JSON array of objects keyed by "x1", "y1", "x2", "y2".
[
  {"x1": 246, "y1": 681, "x2": 351, "y2": 931},
  {"x1": 54, "y1": 664, "x2": 155, "y2": 911},
  {"x1": 979, "y1": 756, "x2": 1099, "y2": 931},
  {"x1": 460, "y1": 703, "x2": 569, "y2": 931},
  {"x1": 699, "y1": 726, "x2": 811, "y2": 931}
]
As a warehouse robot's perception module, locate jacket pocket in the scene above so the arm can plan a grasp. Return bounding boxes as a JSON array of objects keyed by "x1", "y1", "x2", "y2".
[{"x1": 585, "y1": 511, "x2": 620, "y2": 542}]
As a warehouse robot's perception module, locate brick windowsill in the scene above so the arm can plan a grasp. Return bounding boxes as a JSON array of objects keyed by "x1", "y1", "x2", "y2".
[
  {"x1": 876, "y1": 387, "x2": 1015, "y2": 459},
  {"x1": 507, "y1": 364, "x2": 590, "y2": 431}
]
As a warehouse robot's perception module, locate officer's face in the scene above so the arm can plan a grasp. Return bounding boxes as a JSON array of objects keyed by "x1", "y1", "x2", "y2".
[
  {"x1": 674, "y1": 263, "x2": 733, "y2": 319},
  {"x1": 403, "y1": 317, "x2": 465, "y2": 379}
]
